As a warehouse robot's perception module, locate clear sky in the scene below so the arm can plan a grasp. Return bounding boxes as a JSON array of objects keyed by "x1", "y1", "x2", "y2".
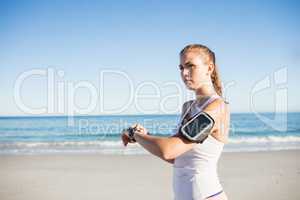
[{"x1": 0, "y1": 0, "x2": 299, "y2": 116}]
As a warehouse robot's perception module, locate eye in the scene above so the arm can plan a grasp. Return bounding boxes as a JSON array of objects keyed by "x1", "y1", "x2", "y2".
[
  {"x1": 179, "y1": 65, "x2": 184, "y2": 71},
  {"x1": 187, "y1": 64, "x2": 196, "y2": 69}
]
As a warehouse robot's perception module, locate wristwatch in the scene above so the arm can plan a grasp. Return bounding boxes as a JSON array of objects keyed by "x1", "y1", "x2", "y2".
[{"x1": 127, "y1": 127, "x2": 136, "y2": 142}]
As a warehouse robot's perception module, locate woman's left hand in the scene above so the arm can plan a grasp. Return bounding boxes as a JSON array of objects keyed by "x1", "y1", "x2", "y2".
[
  {"x1": 121, "y1": 124, "x2": 148, "y2": 147},
  {"x1": 132, "y1": 123, "x2": 148, "y2": 135}
]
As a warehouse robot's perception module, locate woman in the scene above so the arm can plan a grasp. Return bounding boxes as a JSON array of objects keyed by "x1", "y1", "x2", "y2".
[{"x1": 121, "y1": 44, "x2": 230, "y2": 200}]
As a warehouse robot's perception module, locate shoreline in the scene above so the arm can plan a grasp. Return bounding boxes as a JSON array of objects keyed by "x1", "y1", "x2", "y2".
[{"x1": 0, "y1": 146, "x2": 299, "y2": 156}]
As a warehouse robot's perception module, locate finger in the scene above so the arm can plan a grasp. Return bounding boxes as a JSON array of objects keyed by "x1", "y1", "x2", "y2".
[
  {"x1": 123, "y1": 133, "x2": 135, "y2": 144},
  {"x1": 136, "y1": 124, "x2": 142, "y2": 129},
  {"x1": 135, "y1": 130, "x2": 143, "y2": 135},
  {"x1": 137, "y1": 125, "x2": 142, "y2": 130},
  {"x1": 138, "y1": 125, "x2": 147, "y2": 133},
  {"x1": 131, "y1": 123, "x2": 138, "y2": 129},
  {"x1": 121, "y1": 134, "x2": 129, "y2": 146},
  {"x1": 121, "y1": 135, "x2": 125, "y2": 146},
  {"x1": 122, "y1": 138, "x2": 126, "y2": 146},
  {"x1": 121, "y1": 133, "x2": 127, "y2": 139}
]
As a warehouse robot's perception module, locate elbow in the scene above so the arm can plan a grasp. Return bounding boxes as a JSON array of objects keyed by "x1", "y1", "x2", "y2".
[
  {"x1": 161, "y1": 152, "x2": 171, "y2": 160},
  {"x1": 155, "y1": 137, "x2": 177, "y2": 160},
  {"x1": 161, "y1": 147, "x2": 176, "y2": 160}
]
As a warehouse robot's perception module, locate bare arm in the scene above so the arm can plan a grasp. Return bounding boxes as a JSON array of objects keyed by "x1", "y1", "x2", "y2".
[
  {"x1": 132, "y1": 101, "x2": 195, "y2": 164},
  {"x1": 133, "y1": 132, "x2": 195, "y2": 163},
  {"x1": 133, "y1": 98, "x2": 229, "y2": 162},
  {"x1": 133, "y1": 134, "x2": 175, "y2": 164}
]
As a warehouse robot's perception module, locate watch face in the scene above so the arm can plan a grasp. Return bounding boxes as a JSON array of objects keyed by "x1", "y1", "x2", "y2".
[
  {"x1": 126, "y1": 127, "x2": 136, "y2": 142},
  {"x1": 127, "y1": 127, "x2": 135, "y2": 137},
  {"x1": 182, "y1": 113, "x2": 213, "y2": 138}
]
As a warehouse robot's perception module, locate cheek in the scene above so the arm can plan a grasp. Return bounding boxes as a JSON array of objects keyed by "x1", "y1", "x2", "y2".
[
  {"x1": 191, "y1": 69, "x2": 201, "y2": 79},
  {"x1": 192, "y1": 69, "x2": 207, "y2": 82}
]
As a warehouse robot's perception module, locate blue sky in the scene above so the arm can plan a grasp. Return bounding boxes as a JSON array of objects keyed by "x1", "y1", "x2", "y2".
[{"x1": 0, "y1": 0, "x2": 299, "y2": 116}]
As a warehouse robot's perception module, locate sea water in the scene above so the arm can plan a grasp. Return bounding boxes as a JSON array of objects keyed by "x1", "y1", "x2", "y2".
[{"x1": 0, "y1": 113, "x2": 299, "y2": 155}]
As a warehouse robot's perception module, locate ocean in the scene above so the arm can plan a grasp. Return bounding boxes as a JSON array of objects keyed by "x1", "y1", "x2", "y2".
[{"x1": 0, "y1": 113, "x2": 299, "y2": 155}]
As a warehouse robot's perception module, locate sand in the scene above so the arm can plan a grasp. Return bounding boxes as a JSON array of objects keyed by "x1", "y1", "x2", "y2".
[{"x1": 0, "y1": 150, "x2": 299, "y2": 200}]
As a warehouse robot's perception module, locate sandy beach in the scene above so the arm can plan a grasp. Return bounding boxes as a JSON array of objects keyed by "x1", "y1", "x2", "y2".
[{"x1": 0, "y1": 150, "x2": 299, "y2": 200}]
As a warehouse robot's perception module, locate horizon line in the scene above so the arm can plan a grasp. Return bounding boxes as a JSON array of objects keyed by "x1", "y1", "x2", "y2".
[{"x1": 0, "y1": 111, "x2": 299, "y2": 118}]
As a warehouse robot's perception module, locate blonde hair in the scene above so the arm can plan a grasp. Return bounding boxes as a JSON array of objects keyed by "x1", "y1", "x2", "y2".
[{"x1": 180, "y1": 44, "x2": 223, "y2": 97}]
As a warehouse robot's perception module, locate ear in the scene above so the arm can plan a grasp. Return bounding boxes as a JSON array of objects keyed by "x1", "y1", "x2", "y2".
[{"x1": 207, "y1": 63, "x2": 214, "y2": 76}]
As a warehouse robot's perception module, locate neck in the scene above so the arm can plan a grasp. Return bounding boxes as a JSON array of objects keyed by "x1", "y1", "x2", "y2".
[{"x1": 195, "y1": 84, "x2": 217, "y2": 100}]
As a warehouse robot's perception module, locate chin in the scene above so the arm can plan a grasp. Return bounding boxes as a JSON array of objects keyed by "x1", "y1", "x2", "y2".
[{"x1": 185, "y1": 83, "x2": 196, "y2": 91}]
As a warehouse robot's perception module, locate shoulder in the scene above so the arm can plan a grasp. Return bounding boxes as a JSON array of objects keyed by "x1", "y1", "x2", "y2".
[
  {"x1": 203, "y1": 97, "x2": 230, "y2": 143},
  {"x1": 204, "y1": 98, "x2": 229, "y2": 114}
]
